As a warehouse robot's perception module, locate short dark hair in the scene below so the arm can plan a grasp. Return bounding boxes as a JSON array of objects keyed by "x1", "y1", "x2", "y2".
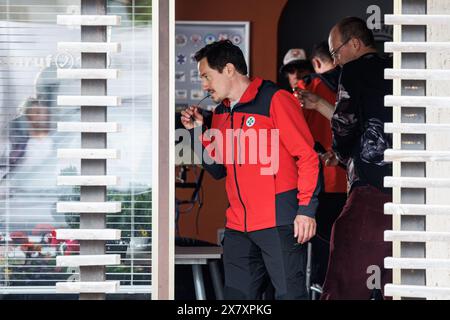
[
  {"x1": 311, "y1": 41, "x2": 332, "y2": 62},
  {"x1": 194, "y1": 40, "x2": 248, "y2": 75},
  {"x1": 336, "y1": 17, "x2": 376, "y2": 48}
]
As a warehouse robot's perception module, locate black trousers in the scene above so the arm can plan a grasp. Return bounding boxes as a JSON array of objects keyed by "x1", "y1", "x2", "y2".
[
  {"x1": 223, "y1": 225, "x2": 308, "y2": 300},
  {"x1": 310, "y1": 192, "x2": 347, "y2": 286}
]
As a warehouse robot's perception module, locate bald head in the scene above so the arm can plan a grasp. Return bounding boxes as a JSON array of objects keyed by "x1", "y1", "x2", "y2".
[{"x1": 328, "y1": 17, "x2": 377, "y2": 66}]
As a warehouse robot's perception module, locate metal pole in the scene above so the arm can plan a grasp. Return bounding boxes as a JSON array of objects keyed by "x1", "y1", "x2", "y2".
[
  {"x1": 399, "y1": 0, "x2": 427, "y2": 299},
  {"x1": 79, "y1": 0, "x2": 107, "y2": 300}
]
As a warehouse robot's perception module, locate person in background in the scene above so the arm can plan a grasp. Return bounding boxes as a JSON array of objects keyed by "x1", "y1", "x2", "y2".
[
  {"x1": 299, "y1": 17, "x2": 393, "y2": 299},
  {"x1": 296, "y1": 42, "x2": 347, "y2": 290},
  {"x1": 280, "y1": 48, "x2": 314, "y2": 91},
  {"x1": 0, "y1": 98, "x2": 24, "y2": 181},
  {"x1": 8, "y1": 97, "x2": 55, "y2": 187}
]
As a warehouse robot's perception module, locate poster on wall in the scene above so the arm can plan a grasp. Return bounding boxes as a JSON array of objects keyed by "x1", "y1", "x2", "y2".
[{"x1": 175, "y1": 21, "x2": 250, "y2": 112}]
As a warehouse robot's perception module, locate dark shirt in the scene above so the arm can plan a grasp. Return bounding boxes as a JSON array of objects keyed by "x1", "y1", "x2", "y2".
[
  {"x1": 331, "y1": 52, "x2": 393, "y2": 193},
  {"x1": 314, "y1": 66, "x2": 341, "y2": 92}
]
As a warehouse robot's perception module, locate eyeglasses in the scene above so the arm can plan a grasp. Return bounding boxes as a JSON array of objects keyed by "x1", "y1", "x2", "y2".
[{"x1": 330, "y1": 38, "x2": 351, "y2": 59}]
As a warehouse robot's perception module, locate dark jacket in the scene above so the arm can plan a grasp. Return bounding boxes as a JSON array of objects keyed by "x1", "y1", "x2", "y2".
[{"x1": 331, "y1": 52, "x2": 393, "y2": 193}]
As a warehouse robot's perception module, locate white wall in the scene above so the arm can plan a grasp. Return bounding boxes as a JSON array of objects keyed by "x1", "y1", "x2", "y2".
[{"x1": 426, "y1": 0, "x2": 450, "y2": 291}]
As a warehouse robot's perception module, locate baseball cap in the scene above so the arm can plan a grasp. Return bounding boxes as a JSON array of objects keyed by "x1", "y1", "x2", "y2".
[{"x1": 280, "y1": 48, "x2": 312, "y2": 75}]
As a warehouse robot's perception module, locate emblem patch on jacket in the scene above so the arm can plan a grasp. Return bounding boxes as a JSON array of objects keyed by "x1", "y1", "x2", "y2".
[{"x1": 246, "y1": 116, "x2": 256, "y2": 127}]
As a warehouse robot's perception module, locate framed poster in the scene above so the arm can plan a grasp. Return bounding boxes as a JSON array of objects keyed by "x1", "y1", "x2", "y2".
[{"x1": 175, "y1": 21, "x2": 250, "y2": 112}]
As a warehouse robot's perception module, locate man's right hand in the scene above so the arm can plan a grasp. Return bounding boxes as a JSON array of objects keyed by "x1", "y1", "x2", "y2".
[
  {"x1": 296, "y1": 89, "x2": 321, "y2": 110},
  {"x1": 180, "y1": 106, "x2": 204, "y2": 129},
  {"x1": 296, "y1": 89, "x2": 334, "y2": 121}
]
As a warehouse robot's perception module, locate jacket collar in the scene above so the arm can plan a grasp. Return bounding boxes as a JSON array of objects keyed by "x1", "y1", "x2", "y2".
[{"x1": 222, "y1": 77, "x2": 264, "y2": 108}]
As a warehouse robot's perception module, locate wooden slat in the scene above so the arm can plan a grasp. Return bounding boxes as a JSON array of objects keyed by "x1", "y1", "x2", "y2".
[
  {"x1": 56, "y1": 281, "x2": 120, "y2": 294},
  {"x1": 57, "y1": 15, "x2": 121, "y2": 26},
  {"x1": 56, "y1": 229, "x2": 121, "y2": 241},
  {"x1": 385, "y1": 123, "x2": 450, "y2": 134},
  {"x1": 385, "y1": 14, "x2": 450, "y2": 25},
  {"x1": 57, "y1": 122, "x2": 119, "y2": 133},
  {"x1": 58, "y1": 42, "x2": 121, "y2": 53},
  {"x1": 385, "y1": 95, "x2": 450, "y2": 107},
  {"x1": 384, "y1": 176, "x2": 450, "y2": 188},
  {"x1": 57, "y1": 148, "x2": 119, "y2": 159},
  {"x1": 57, "y1": 69, "x2": 119, "y2": 80},
  {"x1": 385, "y1": 69, "x2": 450, "y2": 80},
  {"x1": 57, "y1": 202, "x2": 121, "y2": 213},
  {"x1": 385, "y1": 257, "x2": 450, "y2": 269},
  {"x1": 384, "y1": 150, "x2": 450, "y2": 162},
  {"x1": 57, "y1": 175, "x2": 119, "y2": 186},
  {"x1": 57, "y1": 255, "x2": 121, "y2": 267},
  {"x1": 385, "y1": 284, "x2": 450, "y2": 299},
  {"x1": 385, "y1": 230, "x2": 450, "y2": 242},
  {"x1": 58, "y1": 95, "x2": 121, "y2": 106},
  {"x1": 385, "y1": 42, "x2": 450, "y2": 53},
  {"x1": 385, "y1": 202, "x2": 450, "y2": 216}
]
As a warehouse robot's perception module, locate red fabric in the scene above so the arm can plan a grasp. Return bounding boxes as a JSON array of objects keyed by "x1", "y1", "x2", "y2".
[
  {"x1": 297, "y1": 77, "x2": 347, "y2": 193},
  {"x1": 269, "y1": 90, "x2": 318, "y2": 205},
  {"x1": 320, "y1": 186, "x2": 392, "y2": 299}
]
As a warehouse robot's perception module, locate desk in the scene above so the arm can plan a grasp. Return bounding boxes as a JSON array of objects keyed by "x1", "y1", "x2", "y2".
[{"x1": 175, "y1": 246, "x2": 224, "y2": 300}]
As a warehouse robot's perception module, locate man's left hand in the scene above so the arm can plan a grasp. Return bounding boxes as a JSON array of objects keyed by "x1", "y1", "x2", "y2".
[
  {"x1": 294, "y1": 215, "x2": 316, "y2": 244},
  {"x1": 320, "y1": 150, "x2": 340, "y2": 167}
]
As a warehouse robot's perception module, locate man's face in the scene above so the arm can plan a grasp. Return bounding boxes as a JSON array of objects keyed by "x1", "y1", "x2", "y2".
[
  {"x1": 287, "y1": 69, "x2": 311, "y2": 90},
  {"x1": 27, "y1": 106, "x2": 49, "y2": 122},
  {"x1": 198, "y1": 58, "x2": 231, "y2": 103},
  {"x1": 287, "y1": 72, "x2": 299, "y2": 90},
  {"x1": 26, "y1": 105, "x2": 50, "y2": 129},
  {"x1": 328, "y1": 27, "x2": 355, "y2": 66}
]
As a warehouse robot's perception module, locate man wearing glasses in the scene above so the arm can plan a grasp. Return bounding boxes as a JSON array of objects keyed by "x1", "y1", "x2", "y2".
[{"x1": 299, "y1": 17, "x2": 393, "y2": 299}]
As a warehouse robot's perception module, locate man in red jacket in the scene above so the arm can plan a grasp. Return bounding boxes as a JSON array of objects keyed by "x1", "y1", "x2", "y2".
[{"x1": 181, "y1": 40, "x2": 320, "y2": 300}]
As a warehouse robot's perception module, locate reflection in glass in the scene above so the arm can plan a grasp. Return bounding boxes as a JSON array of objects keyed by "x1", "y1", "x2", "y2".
[{"x1": 0, "y1": 0, "x2": 152, "y2": 296}]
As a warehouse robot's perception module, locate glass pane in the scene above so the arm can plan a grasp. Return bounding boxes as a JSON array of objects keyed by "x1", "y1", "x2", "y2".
[{"x1": 0, "y1": 0, "x2": 152, "y2": 297}]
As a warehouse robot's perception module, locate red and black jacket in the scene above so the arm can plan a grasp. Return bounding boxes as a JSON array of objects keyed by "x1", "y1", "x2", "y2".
[{"x1": 190, "y1": 77, "x2": 320, "y2": 232}]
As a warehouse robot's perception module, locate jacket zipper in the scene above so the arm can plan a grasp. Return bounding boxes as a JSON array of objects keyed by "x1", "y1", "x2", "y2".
[
  {"x1": 231, "y1": 110, "x2": 248, "y2": 233},
  {"x1": 238, "y1": 115, "x2": 245, "y2": 167}
]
